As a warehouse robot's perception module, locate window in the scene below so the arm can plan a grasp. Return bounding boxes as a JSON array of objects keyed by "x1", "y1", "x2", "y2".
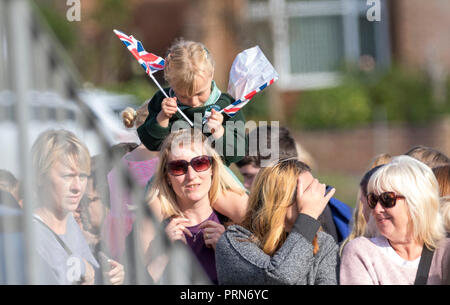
[{"x1": 247, "y1": 0, "x2": 391, "y2": 90}]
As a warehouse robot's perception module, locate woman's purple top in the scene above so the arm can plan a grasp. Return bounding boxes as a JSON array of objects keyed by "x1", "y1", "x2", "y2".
[{"x1": 184, "y1": 211, "x2": 221, "y2": 285}]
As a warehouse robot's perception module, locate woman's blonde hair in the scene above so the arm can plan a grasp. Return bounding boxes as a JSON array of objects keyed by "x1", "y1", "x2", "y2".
[
  {"x1": 121, "y1": 100, "x2": 150, "y2": 129},
  {"x1": 368, "y1": 155, "x2": 446, "y2": 250},
  {"x1": 31, "y1": 129, "x2": 90, "y2": 199},
  {"x1": 147, "y1": 128, "x2": 244, "y2": 219},
  {"x1": 164, "y1": 39, "x2": 214, "y2": 97},
  {"x1": 241, "y1": 159, "x2": 318, "y2": 256}
]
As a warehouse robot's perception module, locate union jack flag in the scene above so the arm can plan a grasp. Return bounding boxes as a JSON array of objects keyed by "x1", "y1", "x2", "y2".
[
  {"x1": 113, "y1": 29, "x2": 165, "y2": 75},
  {"x1": 222, "y1": 78, "x2": 277, "y2": 117}
]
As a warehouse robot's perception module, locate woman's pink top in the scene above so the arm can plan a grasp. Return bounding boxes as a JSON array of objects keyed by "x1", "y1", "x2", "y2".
[
  {"x1": 102, "y1": 152, "x2": 159, "y2": 260},
  {"x1": 340, "y1": 236, "x2": 450, "y2": 285}
]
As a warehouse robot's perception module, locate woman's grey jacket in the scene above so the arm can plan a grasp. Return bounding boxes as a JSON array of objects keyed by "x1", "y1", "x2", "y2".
[{"x1": 215, "y1": 214, "x2": 339, "y2": 285}]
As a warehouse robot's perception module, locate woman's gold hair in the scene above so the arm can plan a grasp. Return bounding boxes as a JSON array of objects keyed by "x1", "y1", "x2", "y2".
[
  {"x1": 147, "y1": 128, "x2": 244, "y2": 219},
  {"x1": 241, "y1": 159, "x2": 319, "y2": 256},
  {"x1": 31, "y1": 129, "x2": 91, "y2": 201}
]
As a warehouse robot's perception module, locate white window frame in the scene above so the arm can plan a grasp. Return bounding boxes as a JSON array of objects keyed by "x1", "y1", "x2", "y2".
[{"x1": 248, "y1": 0, "x2": 391, "y2": 90}]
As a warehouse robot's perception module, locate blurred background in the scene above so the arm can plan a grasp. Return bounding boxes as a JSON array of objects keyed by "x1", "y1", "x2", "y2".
[{"x1": 2, "y1": 0, "x2": 450, "y2": 206}]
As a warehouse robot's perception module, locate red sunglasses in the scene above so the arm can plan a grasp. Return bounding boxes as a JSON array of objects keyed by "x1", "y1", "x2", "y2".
[
  {"x1": 367, "y1": 192, "x2": 405, "y2": 209},
  {"x1": 167, "y1": 155, "x2": 212, "y2": 176}
]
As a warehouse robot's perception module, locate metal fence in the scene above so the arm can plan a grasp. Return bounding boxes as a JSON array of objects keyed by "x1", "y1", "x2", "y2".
[{"x1": 0, "y1": 0, "x2": 208, "y2": 284}]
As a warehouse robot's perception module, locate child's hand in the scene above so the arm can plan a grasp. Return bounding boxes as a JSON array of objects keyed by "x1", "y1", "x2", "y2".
[
  {"x1": 157, "y1": 97, "x2": 178, "y2": 127},
  {"x1": 206, "y1": 109, "x2": 224, "y2": 139}
]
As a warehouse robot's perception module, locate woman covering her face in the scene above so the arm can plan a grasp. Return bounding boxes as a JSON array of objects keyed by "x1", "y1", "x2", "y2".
[
  {"x1": 215, "y1": 159, "x2": 339, "y2": 285},
  {"x1": 31, "y1": 129, "x2": 124, "y2": 285},
  {"x1": 340, "y1": 155, "x2": 449, "y2": 285},
  {"x1": 146, "y1": 128, "x2": 246, "y2": 284}
]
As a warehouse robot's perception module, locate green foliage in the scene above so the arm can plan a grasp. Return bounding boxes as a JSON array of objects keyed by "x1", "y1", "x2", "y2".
[
  {"x1": 288, "y1": 65, "x2": 450, "y2": 130},
  {"x1": 241, "y1": 91, "x2": 270, "y2": 122},
  {"x1": 102, "y1": 78, "x2": 158, "y2": 105},
  {"x1": 368, "y1": 66, "x2": 436, "y2": 124},
  {"x1": 36, "y1": 3, "x2": 78, "y2": 49},
  {"x1": 238, "y1": 65, "x2": 450, "y2": 130},
  {"x1": 289, "y1": 78, "x2": 372, "y2": 129}
]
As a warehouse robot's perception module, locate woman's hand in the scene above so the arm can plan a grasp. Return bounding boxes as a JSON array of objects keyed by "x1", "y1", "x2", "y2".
[
  {"x1": 199, "y1": 220, "x2": 225, "y2": 250},
  {"x1": 206, "y1": 109, "x2": 225, "y2": 139},
  {"x1": 107, "y1": 259, "x2": 125, "y2": 285},
  {"x1": 165, "y1": 217, "x2": 192, "y2": 244},
  {"x1": 157, "y1": 97, "x2": 178, "y2": 127},
  {"x1": 81, "y1": 258, "x2": 95, "y2": 285},
  {"x1": 296, "y1": 175, "x2": 335, "y2": 220}
]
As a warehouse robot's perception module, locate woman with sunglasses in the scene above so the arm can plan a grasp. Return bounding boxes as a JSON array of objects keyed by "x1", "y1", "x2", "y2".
[
  {"x1": 340, "y1": 155, "x2": 449, "y2": 284},
  {"x1": 145, "y1": 128, "x2": 246, "y2": 284}
]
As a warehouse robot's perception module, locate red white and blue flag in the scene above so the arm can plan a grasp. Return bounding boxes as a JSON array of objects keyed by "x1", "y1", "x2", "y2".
[
  {"x1": 114, "y1": 29, "x2": 193, "y2": 127},
  {"x1": 221, "y1": 46, "x2": 278, "y2": 118},
  {"x1": 222, "y1": 78, "x2": 276, "y2": 117},
  {"x1": 113, "y1": 29, "x2": 165, "y2": 75}
]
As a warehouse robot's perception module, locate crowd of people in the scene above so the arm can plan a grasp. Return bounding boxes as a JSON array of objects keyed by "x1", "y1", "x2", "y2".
[{"x1": 0, "y1": 38, "x2": 449, "y2": 285}]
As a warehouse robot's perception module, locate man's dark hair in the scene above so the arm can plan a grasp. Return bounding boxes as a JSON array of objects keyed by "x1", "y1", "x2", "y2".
[
  {"x1": 360, "y1": 165, "x2": 384, "y2": 197},
  {"x1": 236, "y1": 125, "x2": 298, "y2": 168}
]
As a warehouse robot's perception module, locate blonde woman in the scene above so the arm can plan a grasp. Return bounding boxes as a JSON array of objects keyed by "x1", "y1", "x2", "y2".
[
  {"x1": 136, "y1": 38, "x2": 247, "y2": 166},
  {"x1": 145, "y1": 128, "x2": 247, "y2": 284},
  {"x1": 340, "y1": 156, "x2": 449, "y2": 284},
  {"x1": 31, "y1": 129, "x2": 124, "y2": 285},
  {"x1": 339, "y1": 154, "x2": 392, "y2": 256},
  {"x1": 215, "y1": 159, "x2": 339, "y2": 285}
]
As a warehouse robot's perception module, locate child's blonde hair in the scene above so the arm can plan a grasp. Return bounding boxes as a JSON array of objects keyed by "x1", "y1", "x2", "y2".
[
  {"x1": 164, "y1": 38, "x2": 214, "y2": 97},
  {"x1": 121, "y1": 100, "x2": 150, "y2": 128}
]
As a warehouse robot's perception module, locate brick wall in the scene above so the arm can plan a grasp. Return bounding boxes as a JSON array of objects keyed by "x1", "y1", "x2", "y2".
[
  {"x1": 391, "y1": 0, "x2": 450, "y2": 71},
  {"x1": 292, "y1": 117, "x2": 450, "y2": 175}
]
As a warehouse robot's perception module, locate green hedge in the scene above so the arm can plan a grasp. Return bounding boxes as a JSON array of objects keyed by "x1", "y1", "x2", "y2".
[
  {"x1": 288, "y1": 78, "x2": 372, "y2": 129},
  {"x1": 255, "y1": 65, "x2": 450, "y2": 130}
]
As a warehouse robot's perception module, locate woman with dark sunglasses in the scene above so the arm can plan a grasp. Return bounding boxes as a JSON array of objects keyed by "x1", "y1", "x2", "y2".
[
  {"x1": 340, "y1": 155, "x2": 449, "y2": 284},
  {"x1": 144, "y1": 128, "x2": 247, "y2": 284}
]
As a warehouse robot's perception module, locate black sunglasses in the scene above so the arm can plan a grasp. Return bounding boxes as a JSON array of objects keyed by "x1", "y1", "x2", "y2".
[
  {"x1": 167, "y1": 155, "x2": 212, "y2": 176},
  {"x1": 367, "y1": 192, "x2": 405, "y2": 209}
]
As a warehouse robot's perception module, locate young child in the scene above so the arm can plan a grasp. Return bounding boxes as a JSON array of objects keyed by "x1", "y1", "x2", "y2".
[{"x1": 137, "y1": 39, "x2": 247, "y2": 167}]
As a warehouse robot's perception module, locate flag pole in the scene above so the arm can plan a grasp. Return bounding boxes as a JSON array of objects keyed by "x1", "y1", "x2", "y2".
[
  {"x1": 148, "y1": 73, "x2": 193, "y2": 127},
  {"x1": 113, "y1": 29, "x2": 193, "y2": 127}
]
